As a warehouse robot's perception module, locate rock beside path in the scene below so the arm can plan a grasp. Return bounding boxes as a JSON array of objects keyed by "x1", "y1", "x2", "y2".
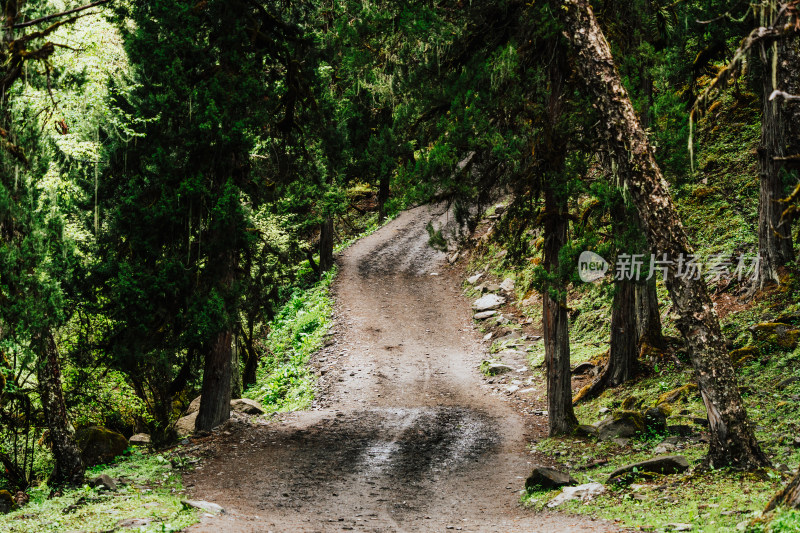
[
  {"x1": 182, "y1": 500, "x2": 225, "y2": 514},
  {"x1": 231, "y1": 398, "x2": 265, "y2": 415},
  {"x1": 607, "y1": 455, "x2": 690, "y2": 484},
  {"x1": 525, "y1": 466, "x2": 577, "y2": 490},
  {"x1": 472, "y1": 294, "x2": 506, "y2": 312},
  {"x1": 546, "y1": 483, "x2": 606, "y2": 507}
]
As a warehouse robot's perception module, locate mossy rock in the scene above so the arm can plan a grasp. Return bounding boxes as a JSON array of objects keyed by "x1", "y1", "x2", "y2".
[
  {"x1": 597, "y1": 410, "x2": 646, "y2": 441},
  {"x1": 75, "y1": 426, "x2": 129, "y2": 467},
  {"x1": 621, "y1": 396, "x2": 640, "y2": 410},
  {"x1": 730, "y1": 346, "x2": 758, "y2": 368},
  {"x1": 750, "y1": 322, "x2": 800, "y2": 350},
  {"x1": 0, "y1": 490, "x2": 13, "y2": 513},
  {"x1": 656, "y1": 383, "x2": 698, "y2": 406}
]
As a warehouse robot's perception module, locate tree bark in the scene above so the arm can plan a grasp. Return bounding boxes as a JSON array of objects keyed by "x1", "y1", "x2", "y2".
[
  {"x1": 196, "y1": 220, "x2": 236, "y2": 432},
  {"x1": 230, "y1": 332, "x2": 242, "y2": 400},
  {"x1": 35, "y1": 331, "x2": 84, "y2": 486},
  {"x1": 765, "y1": 470, "x2": 800, "y2": 511},
  {"x1": 543, "y1": 187, "x2": 579, "y2": 435},
  {"x1": 196, "y1": 327, "x2": 233, "y2": 431},
  {"x1": 635, "y1": 277, "x2": 664, "y2": 348},
  {"x1": 755, "y1": 35, "x2": 794, "y2": 289},
  {"x1": 319, "y1": 217, "x2": 334, "y2": 274},
  {"x1": 558, "y1": 0, "x2": 769, "y2": 469},
  {"x1": 240, "y1": 322, "x2": 259, "y2": 389},
  {"x1": 574, "y1": 202, "x2": 641, "y2": 403},
  {"x1": 378, "y1": 173, "x2": 390, "y2": 223}
]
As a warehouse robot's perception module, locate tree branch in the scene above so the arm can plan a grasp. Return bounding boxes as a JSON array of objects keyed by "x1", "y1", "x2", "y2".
[{"x1": 7, "y1": 0, "x2": 112, "y2": 30}]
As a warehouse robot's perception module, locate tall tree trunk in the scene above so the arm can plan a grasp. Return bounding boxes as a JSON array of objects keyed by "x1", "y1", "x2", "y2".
[
  {"x1": 558, "y1": 0, "x2": 769, "y2": 469},
  {"x1": 378, "y1": 174, "x2": 390, "y2": 223},
  {"x1": 755, "y1": 35, "x2": 794, "y2": 289},
  {"x1": 240, "y1": 322, "x2": 259, "y2": 389},
  {"x1": 36, "y1": 331, "x2": 84, "y2": 486},
  {"x1": 543, "y1": 187, "x2": 579, "y2": 436},
  {"x1": 319, "y1": 217, "x2": 334, "y2": 274},
  {"x1": 196, "y1": 218, "x2": 236, "y2": 432},
  {"x1": 230, "y1": 332, "x2": 242, "y2": 400},
  {"x1": 196, "y1": 328, "x2": 233, "y2": 431},
  {"x1": 766, "y1": 470, "x2": 800, "y2": 511},
  {"x1": 636, "y1": 271, "x2": 664, "y2": 348},
  {"x1": 574, "y1": 202, "x2": 640, "y2": 403}
]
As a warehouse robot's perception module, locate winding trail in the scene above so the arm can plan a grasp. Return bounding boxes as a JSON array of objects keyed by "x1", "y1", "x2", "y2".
[{"x1": 185, "y1": 205, "x2": 617, "y2": 532}]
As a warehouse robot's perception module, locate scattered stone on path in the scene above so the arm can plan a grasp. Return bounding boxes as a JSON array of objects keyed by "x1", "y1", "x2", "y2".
[
  {"x1": 449, "y1": 252, "x2": 460, "y2": 264},
  {"x1": 90, "y1": 474, "x2": 117, "y2": 491},
  {"x1": 230, "y1": 398, "x2": 265, "y2": 415},
  {"x1": 596, "y1": 410, "x2": 645, "y2": 441},
  {"x1": 525, "y1": 466, "x2": 577, "y2": 490},
  {"x1": 181, "y1": 500, "x2": 225, "y2": 514},
  {"x1": 606, "y1": 455, "x2": 690, "y2": 484},
  {"x1": 499, "y1": 278, "x2": 515, "y2": 293},
  {"x1": 506, "y1": 385, "x2": 519, "y2": 394},
  {"x1": 473, "y1": 294, "x2": 506, "y2": 312},
  {"x1": 473, "y1": 310, "x2": 497, "y2": 320},
  {"x1": 546, "y1": 483, "x2": 606, "y2": 507},
  {"x1": 467, "y1": 273, "x2": 483, "y2": 285},
  {"x1": 484, "y1": 363, "x2": 513, "y2": 376}
]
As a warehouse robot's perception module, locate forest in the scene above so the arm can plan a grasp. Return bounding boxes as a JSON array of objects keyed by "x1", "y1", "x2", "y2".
[{"x1": 1, "y1": 0, "x2": 800, "y2": 531}]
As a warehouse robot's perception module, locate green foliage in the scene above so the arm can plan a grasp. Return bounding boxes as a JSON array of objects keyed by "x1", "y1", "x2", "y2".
[
  {"x1": 244, "y1": 269, "x2": 335, "y2": 412},
  {"x1": 0, "y1": 450, "x2": 197, "y2": 532}
]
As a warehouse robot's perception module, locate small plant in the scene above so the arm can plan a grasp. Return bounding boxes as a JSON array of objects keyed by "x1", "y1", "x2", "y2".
[{"x1": 425, "y1": 221, "x2": 448, "y2": 251}]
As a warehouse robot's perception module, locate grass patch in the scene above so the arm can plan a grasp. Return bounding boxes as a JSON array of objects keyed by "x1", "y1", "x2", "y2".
[
  {"x1": 0, "y1": 450, "x2": 198, "y2": 533},
  {"x1": 244, "y1": 268, "x2": 335, "y2": 412}
]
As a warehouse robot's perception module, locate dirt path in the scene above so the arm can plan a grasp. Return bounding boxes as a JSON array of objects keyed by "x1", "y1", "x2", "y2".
[{"x1": 185, "y1": 205, "x2": 617, "y2": 532}]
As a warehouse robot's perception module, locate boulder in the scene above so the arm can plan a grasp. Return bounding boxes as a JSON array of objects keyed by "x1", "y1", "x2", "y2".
[
  {"x1": 175, "y1": 412, "x2": 198, "y2": 437},
  {"x1": 643, "y1": 407, "x2": 668, "y2": 433},
  {"x1": 525, "y1": 466, "x2": 577, "y2": 490},
  {"x1": 0, "y1": 490, "x2": 13, "y2": 513},
  {"x1": 472, "y1": 294, "x2": 506, "y2": 312},
  {"x1": 230, "y1": 398, "x2": 265, "y2": 415},
  {"x1": 607, "y1": 455, "x2": 690, "y2": 484},
  {"x1": 749, "y1": 322, "x2": 800, "y2": 349},
  {"x1": 546, "y1": 483, "x2": 606, "y2": 508},
  {"x1": 75, "y1": 426, "x2": 129, "y2": 467},
  {"x1": 596, "y1": 411, "x2": 645, "y2": 441},
  {"x1": 129, "y1": 433, "x2": 151, "y2": 446},
  {"x1": 90, "y1": 474, "x2": 118, "y2": 491},
  {"x1": 729, "y1": 346, "x2": 758, "y2": 367},
  {"x1": 575, "y1": 424, "x2": 599, "y2": 439},
  {"x1": 187, "y1": 395, "x2": 202, "y2": 415},
  {"x1": 473, "y1": 310, "x2": 497, "y2": 320}
]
